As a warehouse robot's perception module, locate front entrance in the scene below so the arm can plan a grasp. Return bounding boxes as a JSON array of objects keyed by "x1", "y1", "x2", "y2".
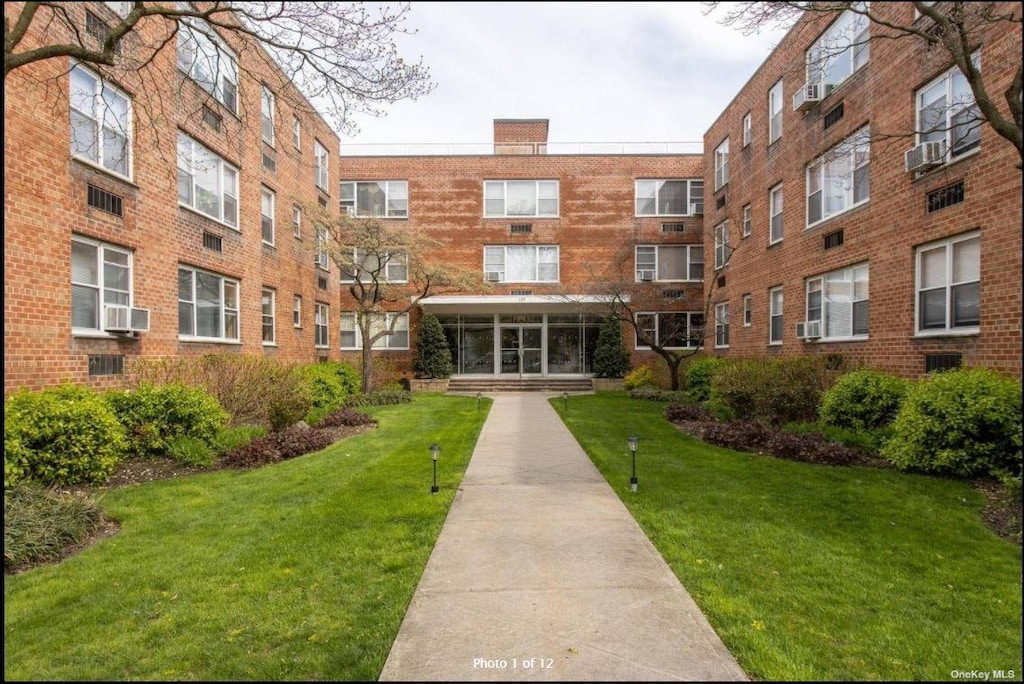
[{"x1": 500, "y1": 326, "x2": 543, "y2": 375}]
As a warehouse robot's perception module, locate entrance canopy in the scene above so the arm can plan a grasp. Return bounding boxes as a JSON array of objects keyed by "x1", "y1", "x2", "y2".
[{"x1": 417, "y1": 294, "x2": 624, "y2": 315}]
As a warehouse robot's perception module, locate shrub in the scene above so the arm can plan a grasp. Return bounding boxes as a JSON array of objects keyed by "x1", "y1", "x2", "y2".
[
  {"x1": 592, "y1": 316, "x2": 631, "y2": 378},
  {"x1": 882, "y1": 368, "x2": 1022, "y2": 478},
  {"x1": 222, "y1": 424, "x2": 335, "y2": 468},
  {"x1": 629, "y1": 387, "x2": 693, "y2": 403},
  {"x1": 344, "y1": 389, "x2": 413, "y2": 407},
  {"x1": 105, "y1": 383, "x2": 228, "y2": 457},
  {"x1": 692, "y1": 421, "x2": 865, "y2": 467},
  {"x1": 623, "y1": 365, "x2": 656, "y2": 390},
  {"x1": 665, "y1": 403, "x2": 712, "y2": 422},
  {"x1": 783, "y1": 421, "x2": 892, "y2": 455},
  {"x1": 164, "y1": 435, "x2": 215, "y2": 467},
  {"x1": 298, "y1": 362, "x2": 366, "y2": 425},
  {"x1": 414, "y1": 314, "x2": 454, "y2": 379},
  {"x1": 684, "y1": 357, "x2": 723, "y2": 402},
  {"x1": 4, "y1": 385, "x2": 127, "y2": 486},
  {"x1": 4, "y1": 483, "x2": 104, "y2": 572},
  {"x1": 820, "y1": 369, "x2": 909, "y2": 430},
  {"x1": 711, "y1": 357, "x2": 833, "y2": 425},
  {"x1": 315, "y1": 408, "x2": 377, "y2": 429},
  {"x1": 209, "y1": 425, "x2": 267, "y2": 456}
]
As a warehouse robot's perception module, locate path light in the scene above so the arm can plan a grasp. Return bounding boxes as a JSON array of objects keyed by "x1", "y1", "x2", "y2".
[
  {"x1": 477, "y1": 391, "x2": 482, "y2": 412},
  {"x1": 628, "y1": 435, "x2": 639, "y2": 493},
  {"x1": 430, "y1": 443, "x2": 440, "y2": 495},
  {"x1": 563, "y1": 390, "x2": 569, "y2": 411}
]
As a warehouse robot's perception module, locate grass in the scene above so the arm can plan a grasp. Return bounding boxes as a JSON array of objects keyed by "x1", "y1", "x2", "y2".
[
  {"x1": 3, "y1": 394, "x2": 490, "y2": 681},
  {"x1": 4, "y1": 484, "x2": 104, "y2": 571},
  {"x1": 554, "y1": 393, "x2": 1023, "y2": 681}
]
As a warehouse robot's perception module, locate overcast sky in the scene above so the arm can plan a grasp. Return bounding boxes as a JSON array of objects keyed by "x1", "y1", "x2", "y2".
[{"x1": 341, "y1": 2, "x2": 790, "y2": 150}]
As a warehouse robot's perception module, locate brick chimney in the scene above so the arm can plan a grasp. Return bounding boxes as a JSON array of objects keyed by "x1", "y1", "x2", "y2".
[{"x1": 493, "y1": 119, "x2": 549, "y2": 155}]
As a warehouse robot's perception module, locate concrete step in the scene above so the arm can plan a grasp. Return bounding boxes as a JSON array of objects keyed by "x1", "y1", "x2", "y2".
[{"x1": 447, "y1": 377, "x2": 594, "y2": 393}]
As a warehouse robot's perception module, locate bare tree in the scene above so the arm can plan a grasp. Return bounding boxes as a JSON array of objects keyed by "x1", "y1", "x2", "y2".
[{"x1": 703, "y1": 1, "x2": 1022, "y2": 169}]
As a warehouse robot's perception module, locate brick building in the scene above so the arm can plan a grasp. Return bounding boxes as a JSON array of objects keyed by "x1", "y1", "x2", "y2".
[
  {"x1": 3, "y1": 1, "x2": 340, "y2": 394},
  {"x1": 702, "y1": 2, "x2": 1022, "y2": 378}
]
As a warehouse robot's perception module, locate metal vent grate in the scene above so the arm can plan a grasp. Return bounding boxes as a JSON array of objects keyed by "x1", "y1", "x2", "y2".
[
  {"x1": 716, "y1": 275, "x2": 726, "y2": 288},
  {"x1": 662, "y1": 289, "x2": 685, "y2": 299},
  {"x1": 716, "y1": 195, "x2": 726, "y2": 210},
  {"x1": 925, "y1": 353, "x2": 962, "y2": 373},
  {"x1": 88, "y1": 354, "x2": 125, "y2": 376},
  {"x1": 823, "y1": 102, "x2": 845, "y2": 130},
  {"x1": 202, "y1": 231, "x2": 223, "y2": 252},
  {"x1": 927, "y1": 180, "x2": 964, "y2": 213},
  {"x1": 661, "y1": 223, "x2": 685, "y2": 233},
  {"x1": 201, "y1": 105, "x2": 222, "y2": 132},
  {"x1": 509, "y1": 224, "x2": 532, "y2": 234},
  {"x1": 824, "y1": 230, "x2": 844, "y2": 249},
  {"x1": 262, "y1": 150, "x2": 277, "y2": 172},
  {"x1": 317, "y1": 275, "x2": 328, "y2": 290},
  {"x1": 87, "y1": 185, "x2": 123, "y2": 216},
  {"x1": 510, "y1": 289, "x2": 533, "y2": 296}
]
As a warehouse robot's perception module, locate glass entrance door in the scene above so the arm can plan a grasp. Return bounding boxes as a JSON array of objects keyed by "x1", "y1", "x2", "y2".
[{"x1": 500, "y1": 326, "x2": 542, "y2": 375}]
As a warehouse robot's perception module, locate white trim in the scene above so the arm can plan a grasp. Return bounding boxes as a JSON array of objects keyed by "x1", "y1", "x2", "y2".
[
  {"x1": 340, "y1": 180, "x2": 409, "y2": 219},
  {"x1": 261, "y1": 186, "x2": 275, "y2": 247},
  {"x1": 69, "y1": 62, "x2": 133, "y2": 181},
  {"x1": 914, "y1": 231, "x2": 980, "y2": 335},
  {"x1": 769, "y1": 286, "x2": 784, "y2": 345},
  {"x1": 769, "y1": 183, "x2": 784, "y2": 245},
  {"x1": 177, "y1": 264, "x2": 240, "y2": 342},
  {"x1": 714, "y1": 138, "x2": 729, "y2": 191},
  {"x1": 634, "y1": 244, "x2": 704, "y2": 283},
  {"x1": 634, "y1": 311, "x2": 703, "y2": 351},
  {"x1": 483, "y1": 180, "x2": 560, "y2": 218},
  {"x1": 71, "y1": 234, "x2": 134, "y2": 334},
  {"x1": 261, "y1": 287, "x2": 276, "y2": 345}
]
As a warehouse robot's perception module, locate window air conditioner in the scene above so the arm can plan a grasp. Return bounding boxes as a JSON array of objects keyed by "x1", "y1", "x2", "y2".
[
  {"x1": 689, "y1": 203, "x2": 703, "y2": 216},
  {"x1": 484, "y1": 271, "x2": 503, "y2": 282},
  {"x1": 638, "y1": 270, "x2": 655, "y2": 282},
  {"x1": 795, "y1": 320, "x2": 821, "y2": 339},
  {"x1": 104, "y1": 305, "x2": 150, "y2": 333},
  {"x1": 904, "y1": 141, "x2": 946, "y2": 172},
  {"x1": 792, "y1": 81, "x2": 822, "y2": 112}
]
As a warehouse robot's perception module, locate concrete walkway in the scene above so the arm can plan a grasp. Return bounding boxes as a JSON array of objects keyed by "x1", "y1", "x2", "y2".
[{"x1": 379, "y1": 393, "x2": 746, "y2": 682}]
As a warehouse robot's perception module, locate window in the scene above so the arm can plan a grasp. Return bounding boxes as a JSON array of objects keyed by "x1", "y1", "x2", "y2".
[
  {"x1": 314, "y1": 303, "x2": 329, "y2": 348},
  {"x1": 807, "y1": 126, "x2": 870, "y2": 227},
  {"x1": 340, "y1": 181, "x2": 409, "y2": 218},
  {"x1": 742, "y1": 204, "x2": 752, "y2": 237},
  {"x1": 339, "y1": 249, "x2": 409, "y2": 283},
  {"x1": 178, "y1": 265, "x2": 239, "y2": 341},
  {"x1": 635, "y1": 312, "x2": 704, "y2": 350},
  {"x1": 917, "y1": 54, "x2": 982, "y2": 161},
  {"x1": 177, "y1": 132, "x2": 238, "y2": 227},
  {"x1": 176, "y1": 18, "x2": 238, "y2": 112},
  {"x1": 293, "y1": 295, "x2": 302, "y2": 328},
  {"x1": 635, "y1": 245, "x2": 703, "y2": 282},
  {"x1": 483, "y1": 245, "x2": 559, "y2": 282},
  {"x1": 742, "y1": 293, "x2": 752, "y2": 327},
  {"x1": 292, "y1": 116, "x2": 301, "y2": 150},
  {"x1": 742, "y1": 112, "x2": 752, "y2": 147},
  {"x1": 261, "y1": 288, "x2": 276, "y2": 344},
  {"x1": 715, "y1": 302, "x2": 730, "y2": 348},
  {"x1": 293, "y1": 205, "x2": 302, "y2": 239},
  {"x1": 806, "y1": 263, "x2": 870, "y2": 340},
  {"x1": 769, "y1": 80, "x2": 783, "y2": 144},
  {"x1": 69, "y1": 64, "x2": 132, "y2": 178},
  {"x1": 314, "y1": 140, "x2": 329, "y2": 191},
  {"x1": 806, "y1": 3, "x2": 869, "y2": 92},
  {"x1": 714, "y1": 139, "x2": 729, "y2": 191},
  {"x1": 315, "y1": 225, "x2": 329, "y2": 271},
  {"x1": 769, "y1": 287, "x2": 784, "y2": 345},
  {"x1": 915, "y1": 232, "x2": 979, "y2": 335},
  {"x1": 714, "y1": 221, "x2": 730, "y2": 270},
  {"x1": 769, "y1": 184, "x2": 783, "y2": 245},
  {"x1": 635, "y1": 179, "x2": 703, "y2": 216},
  {"x1": 71, "y1": 236, "x2": 132, "y2": 332},
  {"x1": 261, "y1": 85, "x2": 275, "y2": 146},
  {"x1": 261, "y1": 186, "x2": 275, "y2": 245},
  {"x1": 484, "y1": 180, "x2": 559, "y2": 217},
  {"x1": 340, "y1": 312, "x2": 410, "y2": 350}
]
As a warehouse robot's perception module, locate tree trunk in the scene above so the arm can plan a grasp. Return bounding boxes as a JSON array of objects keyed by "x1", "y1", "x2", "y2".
[{"x1": 360, "y1": 320, "x2": 374, "y2": 393}]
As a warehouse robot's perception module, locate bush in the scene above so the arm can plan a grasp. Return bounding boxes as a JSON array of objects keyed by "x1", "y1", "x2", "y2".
[
  {"x1": 4, "y1": 483, "x2": 104, "y2": 572},
  {"x1": 105, "y1": 383, "x2": 228, "y2": 457},
  {"x1": 592, "y1": 316, "x2": 631, "y2": 378},
  {"x1": 164, "y1": 435, "x2": 215, "y2": 467},
  {"x1": 628, "y1": 386, "x2": 692, "y2": 403},
  {"x1": 414, "y1": 314, "x2": 454, "y2": 379},
  {"x1": 210, "y1": 425, "x2": 267, "y2": 456},
  {"x1": 882, "y1": 368, "x2": 1022, "y2": 478},
  {"x1": 344, "y1": 389, "x2": 413, "y2": 407},
  {"x1": 222, "y1": 424, "x2": 335, "y2": 468},
  {"x1": 684, "y1": 357, "x2": 723, "y2": 402},
  {"x1": 315, "y1": 408, "x2": 377, "y2": 429},
  {"x1": 4, "y1": 385, "x2": 127, "y2": 486},
  {"x1": 711, "y1": 357, "x2": 833, "y2": 425},
  {"x1": 623, "y1": 365, "x2": 655, "y2": 390},
  {"x1": 665, "y1": 403, "x2": 712, "y2": 422},
  {"x1": 820, "y1": 369, "x2": 909, "y2": 430}
]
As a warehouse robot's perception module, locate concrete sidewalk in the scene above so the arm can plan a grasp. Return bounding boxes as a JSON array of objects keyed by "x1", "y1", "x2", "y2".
[{"x1": 379, "y1": 393, "x2": 746, "y2": 682}]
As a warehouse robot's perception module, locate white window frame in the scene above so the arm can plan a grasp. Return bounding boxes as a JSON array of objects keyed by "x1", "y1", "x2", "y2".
[
  {"x1": 314, "y1": 302, "x2": 330, "y2": 348},
  {"x1": 261, "y1": 84, "x2": 275, "y2": 146},
  {"x1": 71, "y1": 235, "x2": 133, "y2": 335},
  {"x1": 742, "y1": 112, "x2": 752, "y2": 147},
  {"x1": 916, "y1": 53, "x2": 982, "y2": 162},
  {"x1": 742, "y1": 204, "x2": 752, "y2": 238},
  {"x1": 176, "y1": 18, "x2": 238, "y2": 113},
  {"x1": 177, "y1": 131, "x2": 239, "y2": 228},
  {"x1": 769, "y1": 286, "x2": 784, "y2": 345},
  {"x1": 806, "y1": 126, "x2": 870, "y2": 229},
  {"x1": 714, "y1": 221, "x2": 730, "y2": 270},
  {"x1": 634, "y1": 245, "x2": 704, "y2": 282},
  {"x1": 742, "y1": 293, "x2": 752, "y2": 327},
  {"x1": 340, "y1": 181, "x2": 409, "y2": 218},
  {"x1": 769, "y1": 184, "x2": 784, "y2": 245},
  {"x1": 483, "y1": 180, "x2": 559, "y2": 218},
  {"x1": 714, "y1": 302, "x2": 730, "y2": 349},
  {"x1": 69, "y1": 63, "x2": 133, "y2": 179},
  {"x1": 634, "y1": 179, "x2": 703, "y2": 217},
  {"x1": 261, "y1": 287, "x2": 276, "y2": 345},
  {"x1": 178, "y1": 265, "x2": 240, "y2": 342},
  {"x1": 314, "y1": 140, "x2": 329, "y2": 192},
  {"x1": 915, "y1": 232, "x2": 980, "y2": 336},
  {"x1": 340, "y1": 312, "x2": 410, "y2": 350},
  {"x1": 634, "y1": 311, "x2": 704, "y2": 351},
  {"x1": 315, "y1": 225, "x2": 329, "y2": 271},
  {"x1": 805, "y1": 262, "x2": 870, "y2": 341},
  {"x1": 714, "y1": 138, "x2": 729, "y2": 191},
  {"x1": 293, "y1": 294, "x2": 302, "y2": 328},
  {"x1": 261, "y1": 186, "x2": 275, "y2": 246},
  {"x1": 806, "y1": 3, "x2": 870, "y2": 94},
  {"x1": 292, "y1": 116, "x2": 301, "y2": 151},
  {"x1": 339, "y1": 248, "x2": 409, "y2": 284},
  {"x1": 769, "y1": 80, "x2": 783, "y2": 144},
  {"x1": 293, "y1": 205, "x2": 302, "y2": 239},
  {"x1": 483, "y1": 245, "x2": 559, "y2": 283}
]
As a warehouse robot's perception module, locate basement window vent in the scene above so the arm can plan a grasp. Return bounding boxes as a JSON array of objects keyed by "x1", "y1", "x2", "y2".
[
  {"x1": 85, "y1": 11, "x2": 120, "y2": 54},
  {"x1": 318, "y1": 196, "x2": 328, "y2": 209},
  {"x1": 715, "y1": 195, "x2": 726, "y2": 210},
  {"x1": 927, "y1": 180, "x2": 964, "y2": 213},
  {"x1": 823, "y1": 102, "x2": 845, "y2": 130},
  {"x1": 510, "y1": 289, "x2": 533, "y2": 296},
  {"x1": 509, "y1": 224, "x2": 532, "y2": 234},
  {"x1": 823, "y1": 229, "x2": 844, "y2": 249},
  {"x1": 925, "y1": 353, "x2": 962, "y2": 374},
  {"x1": 201, "y1": 105, "x2": 222, "y2": 132},
  {"x1": 87, "y1": 184, "x2": 123, "y2": 217},
  {"x1": 317, "y1": 275, "x2": 328, "y2": 290},
  {"x1": 202, "y1": 231, "x2": 223, "y2": 252},
  {"x1": 716, "y1": 275, "x2": 726, "y2": 288},
  {"x1": 662, "y1": 289, "x2": 685, "y2": 299},
  {"x1": 88, "y1": 354, "x2": 124, "y2": 376},
  {"x1": 661, "y1": 223, "x2": 685, "y2": 233},
  {"x1": 262, "y1": 150, "x2": 277, "y2": 173}
]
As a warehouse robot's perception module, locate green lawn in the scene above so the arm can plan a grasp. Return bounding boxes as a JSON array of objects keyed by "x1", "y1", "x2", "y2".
[
  {"x1": 4, "y1": 395, "x2": 489, "y2": 681},
  {"x1": 554, "y1": 393, "x2": 1022, "y2": 682}
]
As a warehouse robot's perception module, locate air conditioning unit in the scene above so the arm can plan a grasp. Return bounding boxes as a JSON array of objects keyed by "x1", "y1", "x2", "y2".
[
  {"x1": 792, "y1": 81, "x2": 822, "y2": 111},
  {"x1": 104, "y1": 305, "x2": 150, "y2": 333},
  {"x1": 484, "y1": 271, "x2": 502, "y2": 282},
  {"x1": 795, "y1": 320, "x2": 821, "y2": 340},
  {"x1": 638, "y1": 270, "x2": 655, "y2": 282},
  {"x1": 689, "y1": 203, "x2": 703, "y2": 215},
  {"x1": 905, "y1": 141, "x2": 947, "y2": 172}
]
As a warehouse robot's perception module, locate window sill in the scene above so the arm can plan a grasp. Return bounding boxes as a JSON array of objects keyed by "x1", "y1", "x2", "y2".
[
  {"x1": 262, "y1": 342, "x2": 278, "y2": 348},
  {"x1": 71, "y1": 157, "x2": 138, "y2": 188},
  {"x1": 913, "y1": 329, "x2": 979, "y2": 339},
  {"x1": 805, "y1": 336, "x2": 869, "y2": 344},
  {"x1": 768, "y1": 239, "x2": 783, "y2": 248},
  {"x1": 912, "y1": 147, "x2": 982, "y2": 182},
  {"x1": 768, "y1": 342, "x2": 783, "y2": 347},
  {"x1": 73, "y1": 329, "x2": 135, "y2": 340},
  {"x1": 178, "y1": 203, "x2": 240, "y2": 233},
  {"x1": 179, "y1": 336, "x2": 242, "y2": 345},
  {"x1": 805, "y1": 199, "x2": 869, "y2": 233},
  {"x1": 263, "y1": 241, "x2": 276, "y2": 249}
]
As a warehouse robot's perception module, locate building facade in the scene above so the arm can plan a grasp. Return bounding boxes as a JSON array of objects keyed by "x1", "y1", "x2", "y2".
[{"x1": 702, "y1": 2, "x2": 1022, "y2": 378}]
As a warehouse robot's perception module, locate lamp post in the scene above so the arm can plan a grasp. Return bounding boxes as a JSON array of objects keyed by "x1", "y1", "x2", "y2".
[
  {"x1": 430, "y1": 443, "x2": 440, "y2": 494},
  {"x1": 563, "y1": 390, "x2": 569, "y2": 411},
  {"x1": 628, "y1": 435, "x2": 639, "y2": 493}
]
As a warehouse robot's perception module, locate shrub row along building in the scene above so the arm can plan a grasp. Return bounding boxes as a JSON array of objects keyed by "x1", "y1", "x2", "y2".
[{"x1": 3, "y1": 2, "x2": 1021, "y2": 395}]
